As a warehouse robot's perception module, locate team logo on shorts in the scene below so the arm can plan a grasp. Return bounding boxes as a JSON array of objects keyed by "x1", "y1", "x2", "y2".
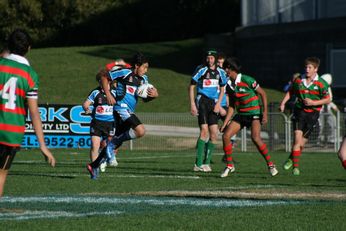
[{"x1": 253, "y1": 115, "x2": 260, "y2": 119}]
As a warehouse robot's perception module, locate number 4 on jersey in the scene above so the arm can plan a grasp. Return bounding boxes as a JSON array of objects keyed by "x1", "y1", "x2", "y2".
[{"x1": 0, "y1": 77, "x2": 18, "y2": 109}]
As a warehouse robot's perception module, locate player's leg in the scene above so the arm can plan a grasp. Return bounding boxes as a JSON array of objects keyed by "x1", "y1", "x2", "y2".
[
  {"x1": 0, "y1": 170, "x2": 8, "y2": 197},
  {"x1": 338, "y1": 137, "x2": 346, "y2": 169},
  {"x1": 251, "y1": 119, "x2": 278, "y2": 176},
  {"x1": 290, "y1": 111, "x2": 319, "y2": 175},
  {"x1": 90, "y1": 135, "x2": 101, "y2": 161},
  {"x1": 202, "y1": 110, "x2": 219, "y2": 171},
  {"x1": 194, "y1": 99, "x2": 209, "y2": 171},
  {"x1": 194, "y1": 124, "x2": 208, "y2": 171},
  {"x1": 202, "y1": 124, "x2": 218, "y2": 172},
  {"x1": 104, "y1": 123, "x2": 117, "y2": 167},
  {"x1": 108, "y1": 115, "x2": 144, "y2": 151},
  {"x1": 284, "y1": 110, "x2": 304, "y2": 174},
  {"x1": 0, "y1": 145, "x2": 17, "y2": 196},
  {"x1": 221, "y1": 120, "x2": 241, "y2": 177}
]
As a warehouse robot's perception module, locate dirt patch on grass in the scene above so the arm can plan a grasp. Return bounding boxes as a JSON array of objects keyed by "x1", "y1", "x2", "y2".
[{"x1": 107, "y1": 190, "x2": 346, "y2": 201}]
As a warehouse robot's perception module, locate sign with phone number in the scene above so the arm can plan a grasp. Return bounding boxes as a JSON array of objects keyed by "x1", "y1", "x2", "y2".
[
  {"x1": 23, "y1": 104, "x2": 92, "y2": 148},
  {"x1": 22, "y1": 135, "x2": 91, "y2": 148}
]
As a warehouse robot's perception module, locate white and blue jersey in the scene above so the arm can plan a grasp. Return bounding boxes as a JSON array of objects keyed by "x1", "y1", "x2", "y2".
[
  {"x1": 86, "y1": 87, "x2": 116, "y2": 122},
  {"x1": 108, "y1": 68, "x2": 149, "y2": 113},
  {"x1": 191, "y1": 66, "x2": 228, "y2": 101}
]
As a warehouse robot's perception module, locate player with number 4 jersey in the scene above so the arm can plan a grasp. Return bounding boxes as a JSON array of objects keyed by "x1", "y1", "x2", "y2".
[{"x1": 0, "y1": 29, "x2": 55, "y2": 197}]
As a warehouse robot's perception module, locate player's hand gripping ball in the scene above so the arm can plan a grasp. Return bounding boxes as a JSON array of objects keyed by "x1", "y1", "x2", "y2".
[{"x1": 137, "y1": 83, "x2": 154, "y2": 98}]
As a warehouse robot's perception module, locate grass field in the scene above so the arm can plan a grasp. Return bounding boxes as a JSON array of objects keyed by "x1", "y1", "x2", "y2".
[
  {"x1": 26, "y1": 38, "x2": 285, "y2": 112},
  {"x1": 1, "y1": 148, "x2": 345, "y2": 230}
]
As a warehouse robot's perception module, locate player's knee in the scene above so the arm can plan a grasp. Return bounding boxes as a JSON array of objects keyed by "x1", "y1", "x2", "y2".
[
  {"x1": 200, "y1": 130, "x2": 209, "y2": 140},
  {"x1": 135, "y1": 127, "x2": 146, "y2": 138}
]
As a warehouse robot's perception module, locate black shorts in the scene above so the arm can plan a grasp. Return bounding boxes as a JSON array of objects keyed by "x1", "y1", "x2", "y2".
[
  {"x1": 114, "y1": 113, "x2": 142, "y2": 135},
  {"x1": 292, "y1": 109, "x2": 320, "y2": 138},
  {"x1": 90, "y1": 120, "x2": 115, "y2": 138},
  {"x1": 0, "y1": 145, "x2": 19, "y2": 170},
  {"x1": 232, "y1": 114, "x2": 262, "y2": 129},
  {"x1": 196, "y1": 95, "x2": 219, "y2": 126}
]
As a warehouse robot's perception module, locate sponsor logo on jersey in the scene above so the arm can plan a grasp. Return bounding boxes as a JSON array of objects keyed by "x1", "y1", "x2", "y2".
[
  {"x1": 252, "y1": 81, "x2": 257, "y2": 88},
  {"x1": 239, "y1": 88, "x2": 246, "y2": 92},
  {"x1": 126, "y1": 85, "x2": 136, "y2": 95},
  {"x1": 203, "y1": 79, "x2": 218, "y2": 88},
  {"x1": 95, "y1": 105, "x2": 113, "y2": 115}
]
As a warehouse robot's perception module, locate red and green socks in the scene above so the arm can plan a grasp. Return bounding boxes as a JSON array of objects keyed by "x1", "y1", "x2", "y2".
[
  {"x1": 292, "y1": 150, "x2": 301, "y2": 168},
  {"x1": 224, "y1": 143, "x2": 233, "y2": 168},
  {"x1": 258, "y1": 144, "x2": 273, "y2": 166}
]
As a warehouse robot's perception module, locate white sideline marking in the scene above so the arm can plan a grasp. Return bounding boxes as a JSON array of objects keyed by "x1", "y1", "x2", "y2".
[
  {"x1": 0, "y1": 195, "x2": 304, "y2": 221},
  {"x1": 10, "y1": 172, "x2": 201, "y2": 179},
  {"x1": 0, "y1": 195, "x2": 299, "y2": 207},
  {"x1": 0, "y1": 210, "x2": 122, "y2": 220}
]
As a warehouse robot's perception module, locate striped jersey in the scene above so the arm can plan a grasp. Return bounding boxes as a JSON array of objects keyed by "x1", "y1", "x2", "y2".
[
  {"x1": 86, "y1": 86, "x2": 116, "y2": 122},
  {"x1": 0, "y1": 55, "x2": 39, "y2": 147},
  {"x1": 108, "y1": 68, "x2": 149, "y2": 112},
  {"x1": 225, "y1": 73, "x2": 262, "y2": 115},
  {"x1": 191, "y1": 66, "x2": 228, "y2": 101},
  {"x1": 290, "y1": 74, "x2": 329, "y2": 112}
]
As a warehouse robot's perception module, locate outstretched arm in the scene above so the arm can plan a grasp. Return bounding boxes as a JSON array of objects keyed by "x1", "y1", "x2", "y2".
[
  {"x1": 256, "y1": 86, "x2": 268, "y2": 125},
  {"x1": 27, "y1": 98, "x2": 56, "y2": 167},
  {"x1": 100, "y1": 70, "x2": 116, "y2": 105},
  {"x1": 279, "y1": 91, "x2": 291, "y2": 112},
  {"x1": 189, "y1": 84, "x2": 198, "y2": 116}
]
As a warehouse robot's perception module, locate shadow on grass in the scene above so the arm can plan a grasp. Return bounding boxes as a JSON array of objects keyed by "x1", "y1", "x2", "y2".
[
  {"x1": 8, "y1": 172, "x2": 76, "y2": 179},
  {"x1": 78, "y1": 40, "x2": 204, "y2": 76}
]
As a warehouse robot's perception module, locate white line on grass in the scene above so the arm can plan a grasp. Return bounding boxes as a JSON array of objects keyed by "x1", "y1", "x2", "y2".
[
  {"x1": 0, "y1": 195, "x2": 306, "y2": 221},
  {"x1": 0, "y1": 195, "x2": 301, "y2": 207},
  {"x1": 0, "y1": 210, "x2": 122, "y2": 220}
]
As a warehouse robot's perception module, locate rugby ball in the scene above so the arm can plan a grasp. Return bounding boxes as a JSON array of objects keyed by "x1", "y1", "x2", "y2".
[
  {"x1": 321, "y1": 73, "x2": 332, "y2": 85},
  {"x1": 137, "y1": 83, "x2": 154, "y2": 98}
]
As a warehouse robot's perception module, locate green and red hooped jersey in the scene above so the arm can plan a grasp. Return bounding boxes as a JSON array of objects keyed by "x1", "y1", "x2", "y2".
[
  {"x1": 0, "y1": 57, "x2": 39, "y2": 147},
  {"x1": 290, "y1": 74, "x2": 329, "y2": 112},
  {"x1": 225, "y1": 73, "x2": 262, "y2": 115}
]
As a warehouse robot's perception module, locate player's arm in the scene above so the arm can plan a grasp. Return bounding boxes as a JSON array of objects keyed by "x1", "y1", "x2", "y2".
[
  {"x1": 303, "y1": 95, "x2": 331, "y2": 106},
  {"x1": 82, "y1": 99, "x2": 92, "y2": 114},
  {"x1": 147, "y1": 86, "x2": 159, "y2": 98},
  {"x1": 143, "y1": 86, "x2": 159, "y2": 102},
  {"x1": 256, "y1": 86, "x2": 268, "y2": 125},
  {"x1": 189, "y1": 83, "x2": 198, "y2": 116},
  {"x1": 279, "y1": 91, "x2": 291, "y2": 112},
  {"x1": 27, "y1": 98, "x2": 56, "y2": 167},
  {"x1": 220, "y1": 100, "x2": 235, "y2": 133},
  {"x1": 214, "y1": 86, "x2": 225, "y2": 113},
  {"x1": 100, "y1": 70, "x2": 116, "y2": 105}
]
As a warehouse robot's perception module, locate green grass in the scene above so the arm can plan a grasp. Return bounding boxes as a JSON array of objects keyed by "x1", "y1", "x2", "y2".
[
  {"x1": 1, "y1": 149, "x2": 345, "y2": 230},
  {"x1": 27, "y1": 38, "x2": 285, "y2": 112}
]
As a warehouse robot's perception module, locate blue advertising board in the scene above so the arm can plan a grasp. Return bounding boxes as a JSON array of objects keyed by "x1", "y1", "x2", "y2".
[{"x1": 23, "y1": 104, "x2": 91, "y2": 148}]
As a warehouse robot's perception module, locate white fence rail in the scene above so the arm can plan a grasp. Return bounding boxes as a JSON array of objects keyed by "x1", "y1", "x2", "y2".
[{"x1": 122, "y1": 112, "x2": 343, "y2": 153}]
